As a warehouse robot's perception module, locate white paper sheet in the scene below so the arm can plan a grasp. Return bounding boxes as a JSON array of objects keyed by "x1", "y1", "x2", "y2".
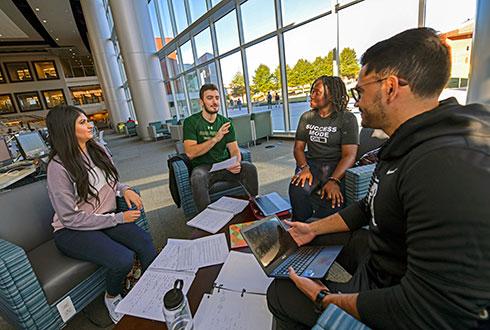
[
  {"x1": 194, "y1": 290, "x2": 272, "y2": 330},
  {"x1": 215, "y1": 251, "x2": 273, "y2": 295},
  {"x1": 115, "y1": 269, "x2": 195, "y2": 322},
  {"x1": 208, "y1": 196, "x2": 249, "y2": 215},
  {"x1": 192, "y1": 233, "x2": 230, "y2": 268},
  {"x1": 209, "y1": 156, "x2": 238, "y2": 172},
  {"x1": 187, "y1": 208, "x2": 234, "y2": 234},
  {"x1": 150, "y1": 234, "x2": 229, "y2": 271},
  {"x1": 150, "y1": 239, "x2": 198, "y2": 272}
]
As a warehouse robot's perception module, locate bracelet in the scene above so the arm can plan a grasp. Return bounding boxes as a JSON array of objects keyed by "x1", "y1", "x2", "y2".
[
  {"x1": 328, "y1": 177, "x2": 341, "y2": 185},
  {"x1": 299, "y1": 164, "x2": 309, "y2": 170}
]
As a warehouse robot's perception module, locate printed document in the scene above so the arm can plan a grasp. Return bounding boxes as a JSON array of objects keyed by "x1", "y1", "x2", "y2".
[
  {"x1": 208, "y1": 196, "x2": 249, "y2": 215},
  {"x1": 115, "y1": 269, "x2": 195, "y2": 322},
  {"x1": 210, "y1": 156, "x2": 238, "y2": 172},
  {"x1": 187, "y1": 208, "x2": 234, "y2": 234},
  {"x1": 194, "y1": 290, "x2": 272, "y2": 330},
  {"x1": 150, "y1": 234, "x2": 229, "y2": 271}
]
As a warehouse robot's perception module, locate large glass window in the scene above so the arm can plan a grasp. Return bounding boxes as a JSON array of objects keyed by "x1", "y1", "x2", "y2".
[
  {"x1": 198, "y1": 62, "x2": 218, "y2": 86},
  {"x1": 185, "y1": 71, "x2": 200, "y2": 113},
  {"x1": 220, "y1": 52, "x2": 246, "y2": 116},
  {"x1": 426, "y1": 0, "x2": 477, "y2": 104},
  {"x1": 246, "y1": 37, "x2": 284, "y2": 131},
  {"x1": 281, "y1": 0, "x2": 332, "y2": 27},
  {"x1": 338, "y1": 0, "x2": 418, "y2": 123},
  {"x1": 240, "y1": 0, "x2": 276, "y2": 43},
  {"x1": 0, "y1": 94, "x2": 16, "y2": 114},
  {"x1": 180, "y1": 40, "x2": 194, "y2": 70},
  {"x1": 4, "y1": 62, "x2": 33, "y2": 82},
  {"x1": 284, "y1": 16, "x2": 336, "y2": 130},
  {"x1": 41, "y1": 89, "x2": 67, "y2": 109},
  {"x1": 174, "y1": 76, "x2": 188, "y2": 117},
  {"x1": 70, "y1": 85, "x2": 104, "y2": 105},
  {"x1": 172, "y1": 0, "x2": 189, "y2": 34},
  {"x1": 149, "y1": 0, "x2": 162, "y2": 50},
  {"x1": 189, "y1": 0, "x2": 207, "y2": 22},
  {"x1": 194, "y1": 28, "x2": 213, "y2": 65},
  {"x1": 15, "y1": 92, "x2": 42, "y2": 112},
  {"x1": 33, "y1": 61, "x2": 59, "y2": 80},
  {"x1": 215, "y1": 10, "x2": 239, "y2": 54},
  {"x1": 167, "y1": 50, "x2": 180, "y2": 77},
  {"x1": 156, "y1": 0, "x2": 174, "y2": 38}
]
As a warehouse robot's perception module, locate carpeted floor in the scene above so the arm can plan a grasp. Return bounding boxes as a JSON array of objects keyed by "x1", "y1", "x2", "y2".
[{"x1": 0, "y1": 131, "x2": 295, "y2": 330}]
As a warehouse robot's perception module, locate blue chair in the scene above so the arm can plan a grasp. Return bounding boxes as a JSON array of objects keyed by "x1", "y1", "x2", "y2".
[
  {"x1": 124, "y1": 122, "x2": 137, "y2": 137},
  {"x1": 148, "y1": 121, "x2": 171, "y2": 141},
  {"x1": 313, "y1": 304, "x2": 370, "y2": 330},
  {"x1": 0, "y1": 180, "x2": 150, "y2": 329},
  {"x1": 169, "y1": 148, "x2": 252, "y2": 218}
]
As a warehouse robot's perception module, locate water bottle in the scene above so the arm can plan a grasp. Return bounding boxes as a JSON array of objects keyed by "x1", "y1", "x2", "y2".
[{"x1": 163, "y1": 279, "x2": 193, "y2": 330}]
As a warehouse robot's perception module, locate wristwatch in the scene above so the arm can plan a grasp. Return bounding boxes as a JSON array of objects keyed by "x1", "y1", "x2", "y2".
[{"x1": 315, "y1": 289, "x2": 330, "y2": 312}]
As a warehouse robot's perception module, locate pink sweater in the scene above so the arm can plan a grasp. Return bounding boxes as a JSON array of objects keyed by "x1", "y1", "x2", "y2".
[{"x1": 47, "y1": 154, "x2": 129, "y2": 232}]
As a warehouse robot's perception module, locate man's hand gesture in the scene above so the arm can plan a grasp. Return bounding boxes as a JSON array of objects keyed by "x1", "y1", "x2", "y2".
[{"x1": 213, "y1": 122, "x2": 231, "y2": 143}]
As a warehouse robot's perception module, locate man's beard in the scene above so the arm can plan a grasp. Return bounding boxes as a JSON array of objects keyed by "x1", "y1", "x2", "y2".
[
  {"x1": 360, "y1": 91, "x2": 387, "y2": 129},
  {"x1": 203, "y1": 104, "x2": 219, "y2": 114}
]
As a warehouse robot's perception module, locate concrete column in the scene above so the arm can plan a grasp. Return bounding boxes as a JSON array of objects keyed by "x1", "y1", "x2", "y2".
[
  {"x1": 80, "y1": 0, "x2": 131, "y2": 128},
  {"x1": 466, "y1": 0, "x2": 490, "y2": 105},
  {"x1": 108, "y1": 0, "x2": 171, "y2": 140}
]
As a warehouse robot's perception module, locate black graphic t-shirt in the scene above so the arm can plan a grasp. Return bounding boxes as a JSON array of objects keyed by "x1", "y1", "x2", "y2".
[{"x1": 295, "y1": 110, "x2": 359, "y2": 162}]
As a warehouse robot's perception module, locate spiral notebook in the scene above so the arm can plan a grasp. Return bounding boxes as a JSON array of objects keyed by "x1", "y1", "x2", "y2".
[{"x1": 194, "y1": 251, "x2": 273, "y2": 329}]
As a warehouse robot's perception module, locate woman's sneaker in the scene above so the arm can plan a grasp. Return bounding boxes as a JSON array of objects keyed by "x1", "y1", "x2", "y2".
[{"x1": 104, "y1": 294, "x2": 124, "y2": 324}]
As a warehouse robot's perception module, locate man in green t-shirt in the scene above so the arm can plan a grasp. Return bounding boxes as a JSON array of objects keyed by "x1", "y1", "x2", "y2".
[{"x1": 183, "y1": 84, "x2": 258, "y2": 212}]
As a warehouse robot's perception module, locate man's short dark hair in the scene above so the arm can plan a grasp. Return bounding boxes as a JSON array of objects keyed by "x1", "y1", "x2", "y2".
[
  {"x1": 361, "y1": 27, "x2": 450, "y2": 98},
  {"x1": 199, "y1": 83, "x2": 219, "y2": 100}
]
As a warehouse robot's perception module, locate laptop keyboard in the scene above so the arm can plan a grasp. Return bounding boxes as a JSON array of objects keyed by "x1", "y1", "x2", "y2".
[
  {"x1": 258, "y1": 196, "x2": 278, "y2": 214},
  {"x1": 274, "y1": 247, "x2": 320, "y2": 276}
]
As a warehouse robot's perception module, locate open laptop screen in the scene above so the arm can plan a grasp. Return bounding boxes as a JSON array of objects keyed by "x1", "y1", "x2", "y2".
[
  {"x1": 243, "y1": 216, "x2": 296, "y2": 267},
  {"x1": 0, "y1": 137, "x2": 12, "y2": 167},
  {"x1": 16, "y1": 131, "x2": 50, "y2": 159}
]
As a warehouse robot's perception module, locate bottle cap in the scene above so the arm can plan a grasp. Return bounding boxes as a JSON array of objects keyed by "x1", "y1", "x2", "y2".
[{"x1": 164, "y1": 279, "x2": 184, "y2": 310}]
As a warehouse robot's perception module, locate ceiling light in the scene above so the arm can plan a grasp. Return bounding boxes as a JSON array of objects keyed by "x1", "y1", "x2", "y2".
[
  {"x1": 0, "y1": 34, "x2": 3, "y2": 37},
  {"x1": 42, "y1": 19, "x2": 47, "y2": 23},
  {"x1": 55, "y1": 38, "x2": 59, "y2": 41},
  {"x1": 35, "y1": 8, "x2": 40, "y2": 11}
]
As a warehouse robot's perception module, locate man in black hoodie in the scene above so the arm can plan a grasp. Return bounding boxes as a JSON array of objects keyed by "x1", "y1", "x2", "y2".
[{"x1": 267, "y1": 27, "x2": 490, "y2": 329}]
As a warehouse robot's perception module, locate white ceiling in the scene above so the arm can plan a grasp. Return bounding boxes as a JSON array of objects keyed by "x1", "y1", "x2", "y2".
[{"x1": 0, "y1": 0, "x2": 90, "y2": 58}]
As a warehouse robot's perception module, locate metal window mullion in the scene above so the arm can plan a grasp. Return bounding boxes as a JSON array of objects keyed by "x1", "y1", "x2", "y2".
[
  {"x1": 167, "y1": 0, "x2": 178, "y2": 38},
  {"x1": 153, "y1": 0, "x2": 166, "y2": 45},
  {"x1": 183, "y1": 0, "x2": 192, "y2": 26},
  {"x1": 209, "y1": 17, "x2": 227, "y2": 117},
  {"x1": 235, "y1": 0, "x2": 251, "y2": 114},
  {"x1": 418, "y1": 0, "x2": 426, "y2": 27},
  {"x1": 181, "y1": 74, "x2": 192, "y2": 117},
  {"x1": 275, "y1": 0, "x2": 289, "y2": 131}
]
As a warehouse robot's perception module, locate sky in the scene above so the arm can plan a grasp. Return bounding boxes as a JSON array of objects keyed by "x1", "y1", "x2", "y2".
[{"x1": 149, "y1": 0, "x2": 478, "y2": 85}]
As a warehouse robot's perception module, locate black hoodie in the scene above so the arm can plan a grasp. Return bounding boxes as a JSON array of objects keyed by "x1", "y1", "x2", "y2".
[{"x1": 339, "y1": 98, "x2": 490, "y2": 329}]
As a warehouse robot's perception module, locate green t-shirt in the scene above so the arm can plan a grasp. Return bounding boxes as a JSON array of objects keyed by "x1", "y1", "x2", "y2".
[{"x1": 183, "y1": 112, "x2": 236, "y2": 167}]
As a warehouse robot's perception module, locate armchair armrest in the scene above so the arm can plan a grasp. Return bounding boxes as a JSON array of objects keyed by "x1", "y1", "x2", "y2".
[
  {"x1": 0, "y1": 239, "x2": 53, "y2": 328},
  {"x1": 313, "y1": 304, "x2": 370, "y2": 330},
  {"x1": 116, "y1": 189, "x2": 150, "y2": 233},
  {"x1": 344, "y1": 164, "x2": 376, "y2": 206},
  {"x1": 239, "y1": 147, "x2": 252, "y2": 162}
]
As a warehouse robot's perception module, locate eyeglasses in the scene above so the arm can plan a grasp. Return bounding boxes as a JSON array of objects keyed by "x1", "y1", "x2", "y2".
[{"x1": 350, "y1": 77, "x2": 408, "y2": 102}]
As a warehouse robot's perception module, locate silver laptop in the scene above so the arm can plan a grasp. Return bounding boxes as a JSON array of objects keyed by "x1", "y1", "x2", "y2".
[
  {"x1": 241, "y1": 216, "x2": 342, "y2": 279},
  {"x1": 240, "y1": 183, "x2": 291, "y2": 216}
]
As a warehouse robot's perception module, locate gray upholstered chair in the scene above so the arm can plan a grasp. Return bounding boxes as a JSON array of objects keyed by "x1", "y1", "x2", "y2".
[{"x1": 0, "y1": 180, "x2": 150, "y2": 329}]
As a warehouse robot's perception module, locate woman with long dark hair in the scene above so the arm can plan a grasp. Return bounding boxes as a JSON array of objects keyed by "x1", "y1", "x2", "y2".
[
  {"x1": 290, "y1": 76, "x2": 359, "y2": 221},
  {"x1": 46, "y1": 105, "x2": 156, "y2": 323}
]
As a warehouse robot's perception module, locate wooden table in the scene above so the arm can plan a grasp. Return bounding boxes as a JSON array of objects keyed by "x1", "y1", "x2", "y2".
[{"x1": 115, "y1": 206, "x2": 255, "y2": 330}]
